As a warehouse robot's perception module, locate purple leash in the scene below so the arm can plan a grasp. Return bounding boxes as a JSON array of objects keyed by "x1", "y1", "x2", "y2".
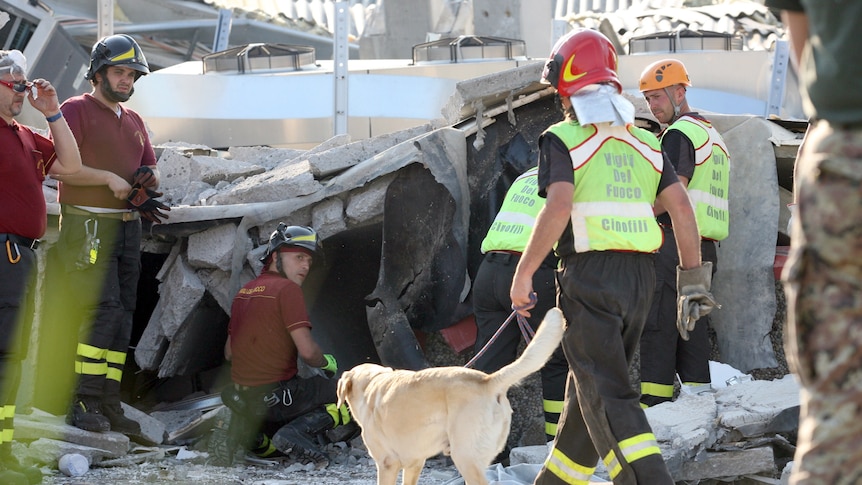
[{"x1": 465, "y1": 292, "x2": 537, "y2": 369}]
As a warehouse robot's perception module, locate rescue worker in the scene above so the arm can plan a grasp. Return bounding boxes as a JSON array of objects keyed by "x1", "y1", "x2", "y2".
[
  {"x1": 0, "y1": 49, "x2": 82, "y2": 485},
  {"x1": 509, "y1": 29, "x2": 718, "y2": 484},
  {"x1": 49, "y1": 34, "x2": 169, "y2": 436},
  {"x1": 763, "y1": 1, "x2": 862, "y2": 483},
  {"x1": 216, "y1": 224, "x2": 355, "y2": 468},
  {"x1": 638, "y1": 59, "x2": 731, "y2": 407},
  {"x1": 471, "y1": 165, "x2": 567, "y2": 444}
]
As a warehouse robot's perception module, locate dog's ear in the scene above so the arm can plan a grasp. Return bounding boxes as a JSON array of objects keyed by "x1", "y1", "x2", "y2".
[{"x1": 336, "y1": 372, "x2": 351, "y2": 408}]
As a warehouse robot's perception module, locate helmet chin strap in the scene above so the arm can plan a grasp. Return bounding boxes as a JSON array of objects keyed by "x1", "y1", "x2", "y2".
[
  {"x1": 663, "y1": 86, "x2": 684, "y2": 123},
  {"x1": 274, "y1": 252, "x2": 288, "y2": 280}
]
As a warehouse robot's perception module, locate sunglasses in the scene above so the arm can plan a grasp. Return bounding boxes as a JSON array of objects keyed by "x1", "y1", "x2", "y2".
[{"x1": 0, "y1": 79, "x2": 32, "y2": 94}]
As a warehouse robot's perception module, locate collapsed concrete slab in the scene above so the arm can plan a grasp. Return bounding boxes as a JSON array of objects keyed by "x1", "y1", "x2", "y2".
[{"x1": 14, "y1": 412, "x2": 130, "y2": 459}]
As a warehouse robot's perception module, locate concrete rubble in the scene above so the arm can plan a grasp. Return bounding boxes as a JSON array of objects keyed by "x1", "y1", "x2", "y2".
[
  {"x1": 24, "y1": 61, "x2": 805, "y2": 483},
  {"x1": 8, "y1": 373, "x2": 800, "y2": 483}
]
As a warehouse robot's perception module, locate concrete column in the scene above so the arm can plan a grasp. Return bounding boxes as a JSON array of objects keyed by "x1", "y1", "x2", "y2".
[
  {"x1": 361, "y1": 0, "x2": 431, "y2": 59},
  {"x1": 473, "y1": 0, "x2": 553, "y2": 59}
]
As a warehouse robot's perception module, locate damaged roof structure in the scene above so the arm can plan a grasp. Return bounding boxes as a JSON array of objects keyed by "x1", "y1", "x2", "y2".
[{"x1": 3, "y1": 0, "x2": 811, "y2": 482}]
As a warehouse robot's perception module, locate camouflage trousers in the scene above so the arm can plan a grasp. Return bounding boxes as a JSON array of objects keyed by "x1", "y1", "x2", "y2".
[{"x1": 783, "y1": 120, "x2": 862, "y2": 485}]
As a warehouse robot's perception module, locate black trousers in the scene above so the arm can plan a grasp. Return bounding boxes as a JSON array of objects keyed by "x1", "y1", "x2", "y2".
[
  {"x1": 233, "y1": 374, "x2": 338, "y2": 436},
  {"x1": 640, "y1": 230, "x2": 718, "y2": 407},
  {"x1": 535, "y1": 251, "x2": 673, "y2": 485},
  {"x1": 47, "y1": 208, "x2": 141, "y2": 402},
  {"x1": 472, "y1": 251, "x2": 567, "y2": 438},
  {"x1": 0, "y1": 239, "x2": 37, "y2": 444}
]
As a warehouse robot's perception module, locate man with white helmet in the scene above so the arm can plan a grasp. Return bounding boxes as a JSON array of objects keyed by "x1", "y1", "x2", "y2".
[{"x1": 0, "y1": 48, "x2": 81, "y2": 485}]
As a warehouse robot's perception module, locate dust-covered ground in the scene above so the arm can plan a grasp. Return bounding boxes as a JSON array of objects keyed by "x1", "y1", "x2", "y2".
[{"x1": 37, "y1": 438, "x2": 462, "y2": 484}]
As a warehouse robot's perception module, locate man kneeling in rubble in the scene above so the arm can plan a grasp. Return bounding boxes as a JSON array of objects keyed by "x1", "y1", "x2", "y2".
[{"x1": 214, "y1": 223, "x2": 358, "y2": 467}]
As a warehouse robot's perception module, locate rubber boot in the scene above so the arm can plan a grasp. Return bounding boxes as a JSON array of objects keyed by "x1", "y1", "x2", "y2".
[
  {"x1": 272, "y1": 410, "x2": 334, "y2": 469},
  {"x1": 66, "y1": 395, "x2": 110, "y2": 432}
]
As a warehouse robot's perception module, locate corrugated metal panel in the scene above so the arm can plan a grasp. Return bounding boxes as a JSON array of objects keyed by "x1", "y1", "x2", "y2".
[
  {"x1": 552, "y1": 0, "x2": 783, "y2": 52},
  {"x1": 203, "y1": 0, "x2": 378, "y2": 38}
]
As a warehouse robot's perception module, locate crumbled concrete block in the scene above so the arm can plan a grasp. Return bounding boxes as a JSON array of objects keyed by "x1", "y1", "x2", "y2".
[
  {"x1": 121, "y1": 403, "x2": 166, "y2": 445},
  {"x1": 312, "y1": 198, "x2": 347, "y2": 240},
  {"x1": 509, "y1": 444, "x2": 549, "y2": 466},
  {"x1": 209, "y1": 160, "x2": 322, "y2": 205},
  {"x1": 716, "y1": 375, "x2": 800, "y2": 438},
  {"x1": 24, "y1": 437, "x2": 117, "y2": 466},
  {"x1": 159, "y1": 255, "x2": 206, "y2": 338},
  {"x1": 15, "y1": 414, "x2": 129, "y2": 459},
  {"x1": 676, "y1": 447, "x2": 775, "y2": 482},
  {"x1": 307, "y1": 125, "x2": 430, "y2": 177},
  {"x1": 346, "y1": 175, "x2": 391, "y2": 225},
  {"x1": 228, "y1": 145, "x2": 306, "y2": 171},
  {"x1": 187, "y1": 223, "x2": 238, "y2": 271}
]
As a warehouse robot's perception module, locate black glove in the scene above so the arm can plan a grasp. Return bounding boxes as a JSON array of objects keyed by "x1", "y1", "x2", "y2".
[
  {"x1": 132, "y1": 166, "x2": 158, "y2": 188},
  {"x1": 127, "y1": 183, "x2": 171, "y2": 224},
  {"x1": 676, "y1": 262, "x2": 720, "y2": 340}
]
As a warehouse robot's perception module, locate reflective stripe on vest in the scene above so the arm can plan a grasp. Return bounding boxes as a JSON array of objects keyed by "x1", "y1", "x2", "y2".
[
  {"x1": 664, "y1": 116, "x2": 730, "y2": 240},
  {"x1": 547, "y1": 121, "x2": 664, "y2": 253},
  {"x1": 481, "y1": 166, "x2": 543, "y2": 253}
]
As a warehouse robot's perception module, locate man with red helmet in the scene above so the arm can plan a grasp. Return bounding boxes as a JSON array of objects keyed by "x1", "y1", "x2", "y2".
[
  {"x1": 510, "y1": 29, "x2": 717, "y2": 484},
  {"x1": 637, "y1": 59, "x2": 730, "y2": 408}
]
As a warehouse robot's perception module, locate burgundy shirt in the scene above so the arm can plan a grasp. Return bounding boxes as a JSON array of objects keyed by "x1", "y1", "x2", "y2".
[
  {"x1": 59, "y1": 93, "x2": 156, "y2": 209},
  {"x1": 0, "y1": 118, "x2": 57, "y2": 238},
  {"x1": 228, "y1": 271, "x2": 312, "y2": 387}
]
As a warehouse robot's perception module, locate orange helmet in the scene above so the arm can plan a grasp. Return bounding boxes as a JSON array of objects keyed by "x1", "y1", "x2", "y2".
[
  {"x1": 638, "y1": 59, "x2": 691, "y2": 92},
  {"x1": 542, "y1": 29, "x2": 621, "y2": 97}
]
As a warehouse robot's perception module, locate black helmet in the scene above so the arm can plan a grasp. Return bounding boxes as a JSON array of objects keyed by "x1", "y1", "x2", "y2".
[
  {"x1": 260, "y1": 223, "x2": 321, "y2": 263},
  {"x1": 86, "y1": 34, "x2": 149, "y2": 81}
]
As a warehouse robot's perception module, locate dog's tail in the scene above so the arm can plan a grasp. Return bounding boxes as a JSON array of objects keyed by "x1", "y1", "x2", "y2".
[{"x1": 487, "y1": 307, "x2": 565, "y2": 392}]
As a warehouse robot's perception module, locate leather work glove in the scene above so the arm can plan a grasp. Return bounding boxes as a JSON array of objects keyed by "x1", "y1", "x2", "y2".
[
  {"x1": 127, "y1": 183, "x2": 171, "y2": 224},
  {"x1": 320, "y1": 353, "x2": 338, "y2": 378},
  {"x1": 132, "y1": 166, "x2": 158, "y2": 188},
  {"x1": 676, "y1": 262, "x2": 720, "y2": 341}
]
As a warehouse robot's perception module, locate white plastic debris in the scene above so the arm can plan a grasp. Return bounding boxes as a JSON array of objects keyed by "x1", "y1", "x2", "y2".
[{"x1": 58, "y1": 453, "x2": 89, "y2": 477}]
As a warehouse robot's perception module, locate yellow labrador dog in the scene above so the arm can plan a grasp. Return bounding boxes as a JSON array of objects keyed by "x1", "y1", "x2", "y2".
[{"x1": 337, "y1": 307, "x2": 565, "y2": 485}]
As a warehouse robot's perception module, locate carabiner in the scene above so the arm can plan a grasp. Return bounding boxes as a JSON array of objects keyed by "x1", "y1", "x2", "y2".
[{"x1": 5, "y1": 239, "x2": 21, "y2": 264}]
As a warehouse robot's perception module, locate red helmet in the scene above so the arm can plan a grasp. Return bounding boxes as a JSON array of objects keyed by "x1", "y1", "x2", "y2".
[{"x1": 541, "y1": 29, "x2": 621, "y2": 97}]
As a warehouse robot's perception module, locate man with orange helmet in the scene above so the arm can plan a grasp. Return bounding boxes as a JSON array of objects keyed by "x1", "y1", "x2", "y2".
[
  {"x1": 637, "y1": 59, "x2": 730, "y2": 408},
  {"x1": 510, "y1": 29, "x2": 717, "y2": 484}
]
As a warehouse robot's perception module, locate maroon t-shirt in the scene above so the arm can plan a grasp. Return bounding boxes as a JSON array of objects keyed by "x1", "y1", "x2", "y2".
[
  {"x1": 59, "y1": 93, "x2": 156, "y2": 209},
  {"x1": 228, "y1": 271, "x2": 312, "y2": 387},
  {"x1": 0, "y1": 118, "x2": 57, "y2": 238}
]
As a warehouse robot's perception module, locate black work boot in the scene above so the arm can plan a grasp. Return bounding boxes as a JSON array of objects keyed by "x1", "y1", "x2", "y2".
[
  {"x1": 66, "y1": 396, "x2": 110, "y2": 432},
  {"x1": 272, "y1": 410, "x2": 334, "y2": 469},
  {"x1": 325, "y1": 420, "x2": 361, "y2": 444},
  {"x1": 250, "y1": 432, "x2": 281, "y2": 458},
  {"x1": 101, "y1": 401, "x2": 142, "y2": 436},
  {"x1": 209, "y1": 421, "x2": 237, "y2": 467}
]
